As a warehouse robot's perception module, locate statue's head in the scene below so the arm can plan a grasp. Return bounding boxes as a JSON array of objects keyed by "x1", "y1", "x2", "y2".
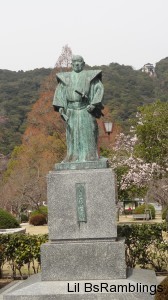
[{"x1": 71, "y1": 55, "x2": 85, "y2": 73}]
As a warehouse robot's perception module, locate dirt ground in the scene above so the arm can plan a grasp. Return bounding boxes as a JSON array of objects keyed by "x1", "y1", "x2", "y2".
[
  {"x1": 19, "y1": 212, "x2": 164, "y2": 235},
  {"x1": 20, "y1": 223, "x2": 48, "y2": 235},
  {"x1": 118, "y1": 212, "x2": 163, "y2": 224}
]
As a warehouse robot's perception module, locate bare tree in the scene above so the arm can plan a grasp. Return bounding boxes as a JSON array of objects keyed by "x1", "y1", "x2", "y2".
[
  {"x1": 146, "y1": 178, "x2": 168, "y2": 208},
  {"x1": 55, "y1": 44, "x2": 72, "y2": 69}
]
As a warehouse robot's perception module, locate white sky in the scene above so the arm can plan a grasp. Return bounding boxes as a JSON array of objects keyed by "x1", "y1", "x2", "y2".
[{"x1": 1, "y1": 0, "x2": 168, "y2": 71}]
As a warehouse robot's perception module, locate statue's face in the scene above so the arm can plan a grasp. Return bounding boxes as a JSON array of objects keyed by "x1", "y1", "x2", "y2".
[{"x1": 71, "y1": 58, "x2": 85, "y2": 73}]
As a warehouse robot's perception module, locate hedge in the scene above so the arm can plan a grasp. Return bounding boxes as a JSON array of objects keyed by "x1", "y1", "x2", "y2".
[
  {"x1": 0, "y1": 234, "x2": 48, "y2": 279},
  {"x1": 162, "y1": 207, "x2": 168, "y2": 220},
  {"x1": 133, "y1": 204, "x2": 156, "y2": 219},
  {"x1": 29, "y1": 214, "x2": 47, "y2": 226},
  {"x1": 20, "y1": 214, "x2": 29, "y2": 223},
  {"x1": 29, "y1": 206, "x2": 48, "y2": 224},
  {"x1": 0, "y1": 209, "x2": 20, "y2": 229},
  {"x1": 118, "y1": 223, "x2": 167, "y2": 271},
  {"x1": 0, "y1": 223, "x2": 167, "y2": 279}
]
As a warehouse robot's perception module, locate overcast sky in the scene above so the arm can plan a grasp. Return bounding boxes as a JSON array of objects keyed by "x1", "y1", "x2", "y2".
[{"x1": 1, "y1": 0, "x2": 168, "y2": 71}]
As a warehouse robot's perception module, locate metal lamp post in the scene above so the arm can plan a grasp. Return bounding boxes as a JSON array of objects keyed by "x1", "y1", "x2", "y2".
[
  {"x1": 103, "y1": 121, "x2": 113, "y2": 141},
  {"x1": 98, "y1": 121, "x2": 113, "y2": 157}
]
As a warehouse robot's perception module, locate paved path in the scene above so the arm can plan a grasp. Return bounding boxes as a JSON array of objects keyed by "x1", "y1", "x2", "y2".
[
  {"x1": 0, "y1": 275, "x2": 166, "y2": 299},
  {"x1": 0, "y1": 281, "x2": 21, "y2": 298}
]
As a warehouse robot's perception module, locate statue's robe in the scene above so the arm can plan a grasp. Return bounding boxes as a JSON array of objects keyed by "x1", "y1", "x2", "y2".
[{"x1": 53, "y1": 70, "x2": 104, "y2": 162}]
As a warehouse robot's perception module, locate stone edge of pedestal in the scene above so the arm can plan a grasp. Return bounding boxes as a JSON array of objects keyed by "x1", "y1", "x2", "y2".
[
  {"x1": 55, "y1": 158, "x2": 109, "y2": 171},
  {"x1": 3, "y1": 269, "x2": 157, "y2": 300}
]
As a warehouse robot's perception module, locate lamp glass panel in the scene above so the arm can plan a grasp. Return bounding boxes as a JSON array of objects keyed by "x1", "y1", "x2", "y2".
[{"x1": 104, "y1": 122, "x2": 113, "y2": 133}]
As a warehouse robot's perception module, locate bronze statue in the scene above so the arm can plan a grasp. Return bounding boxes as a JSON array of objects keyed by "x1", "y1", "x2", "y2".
[{"x1": 53, "y1": 55, "x2": 104, "y2": 162}]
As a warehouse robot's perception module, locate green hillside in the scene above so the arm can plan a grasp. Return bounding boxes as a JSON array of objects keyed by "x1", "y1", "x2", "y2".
[
  {"x1": 155, "y1": 57, "x2": 168, "y2": 101},
  {"x1": 0, "y1": 68, "x2": 52, "y2": 154},
  {"x1": 0, "y1": 57, "x2": 168, "y2": 155},
  {"x1": 100, "y1": 63, "x2": 155, "y2": 123}
]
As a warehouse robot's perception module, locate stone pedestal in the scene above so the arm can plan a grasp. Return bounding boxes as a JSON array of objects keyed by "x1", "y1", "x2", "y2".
[
  {"x1": 3, "y1": 163, "x2": 157, "y2": 300},
  {"x1": 3, "y1": 269, "x2": 157, "y2": 299},
  {"x1": 41, "y1": 167, "x2": 126, "y2": 280},
  {"x1": 47, "y1": 168, "x2": 117, "y2": 240},
  {"x1": 41, "y1": 239, "x2": 126, "y2": 280}
]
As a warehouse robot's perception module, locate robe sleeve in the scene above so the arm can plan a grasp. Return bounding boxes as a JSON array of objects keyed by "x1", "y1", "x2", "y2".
[
  {"x1": 53, "y1": 81, "x2": 67, "y2": 112},
  {"x1": 89, "y1": 79, "x2": 104, "y2": 118},
  {"x1": 90, "y1": 79, "x2": 104, "y2": 106}
]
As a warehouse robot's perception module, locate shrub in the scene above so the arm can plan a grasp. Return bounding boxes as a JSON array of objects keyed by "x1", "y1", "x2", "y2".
[
  {"x1": 0, "y1": 209, "x2": 20, "y2": 229},
  {"x1": 20, "y1": 214, "x2": 29, "y2": 223},
  {"x1": 38, "y1": 206, "x2": 48, "y2": 219},
  {"x1": 133, "y1": 203, "x2": 155, "y2": 219},
  {"x1": 29, "y1": 214, "x2": 47, "y2": 226},
  {"x1": 155, "y1": 276, "x2": 168, "y2": 300},
  {"x1": 30, "y1": 206, "x2": 48, "y2": 223},
  {"x1": 118, "y1": 223, "x2": 167, "y2": 271},
  {"x1": 162, "y1": 207, "x2": 168, "y2": 220},
  {"x1": 0, "y1": 235, "x2": 10, "y2": 278},
  {"x1": 0, "y1": 234, "x2": 48, "y2": 278}
]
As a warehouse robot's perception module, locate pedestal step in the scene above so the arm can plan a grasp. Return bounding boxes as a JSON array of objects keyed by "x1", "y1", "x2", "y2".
[
  {"x1": 41, "y1": 239, "x2": 126, "y2": 281},
  {"x1": 4, "y1": 269, "x2": 157, "y2": 300}
]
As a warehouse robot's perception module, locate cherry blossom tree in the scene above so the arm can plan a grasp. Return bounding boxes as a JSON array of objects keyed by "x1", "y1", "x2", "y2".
[
  {"x1": 110, "y1": 133, "x2": 163, "y2": 201},
  {"x1": 110, "y1": 101, "x2": 168, "y2": 204}
]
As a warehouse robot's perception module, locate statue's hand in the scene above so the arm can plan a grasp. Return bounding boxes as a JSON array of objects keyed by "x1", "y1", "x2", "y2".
[
  {"x1": 87, "y1": 104, "x2": 95, "y2": 112},
  {"x1": 59, "y1": 107, "x2": 69, "y2": 122},
  {"x1": 59, "y1": 108, "x2": 63, "y2": 114}
]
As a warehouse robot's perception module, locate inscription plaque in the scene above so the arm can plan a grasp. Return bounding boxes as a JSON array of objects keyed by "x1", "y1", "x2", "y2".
[{"x1": 76, "y1": 183, "x2": 87, "y2": 222}]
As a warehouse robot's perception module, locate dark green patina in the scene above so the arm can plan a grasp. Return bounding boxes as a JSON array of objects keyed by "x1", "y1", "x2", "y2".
[
  {"x1": 53, "y1": 55, "x2": 104, "y2": 164},
  {"x1": 55, "y1": 157, "x2": 109, "y2": 170},
  {"x1": 76, "y1": 183, "x2": 87, "y2": 222}
]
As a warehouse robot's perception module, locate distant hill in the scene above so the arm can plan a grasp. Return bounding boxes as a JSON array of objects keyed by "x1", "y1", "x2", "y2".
[
  {"x1": 0, "y1": 57, "x2": 168, "y2": 155},
  {"x1": 0, "y1": 68, "x2": 52, "y2": 154},
  {"x1": 0, "y1": 153, "x2": 9, "y2": 179},
  {"x1": 99, "y1": 63, "x2": 155, "y2": 123},
  {"x1": 155, "y1": 57, "x2": 168, "y2": 101}
]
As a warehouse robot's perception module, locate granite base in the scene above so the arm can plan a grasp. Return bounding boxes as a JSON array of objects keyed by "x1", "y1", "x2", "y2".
[
  {"x1": 47, "y1": 168, "x2": 117, "y2": 240},
  {"x1": 41, "y1": 239, "x2": 126, "y2": 281},
  {"x1": 3, "y1": 269, "x2": 158, "y2": 300}
]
